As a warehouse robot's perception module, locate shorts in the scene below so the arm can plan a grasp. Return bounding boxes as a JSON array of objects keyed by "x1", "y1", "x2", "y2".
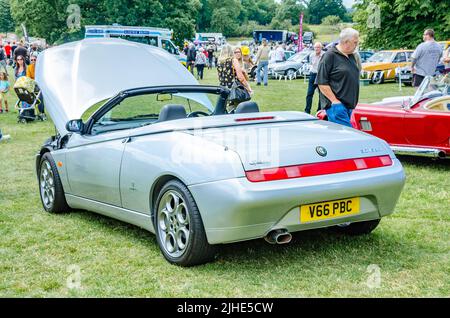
[
  {"x1": 0, "y1": 92, "x2": 7, "y2": 101},
  {"x1": 413, "y1": 74, "x2": 425, "y2": 87}
]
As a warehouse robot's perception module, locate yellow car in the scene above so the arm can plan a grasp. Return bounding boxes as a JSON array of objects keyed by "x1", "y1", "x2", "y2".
[
  {"x1": 362, "y1": 50, "x2": 413, "y2": 84},
  {"x1": 438, "y1": 41, "x2": 450, "y2": 51}
]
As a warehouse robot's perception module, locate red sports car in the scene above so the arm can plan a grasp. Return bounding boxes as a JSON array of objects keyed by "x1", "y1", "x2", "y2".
[{"x1": 317, "y1": 76, "x2": 450, "y2": 158}]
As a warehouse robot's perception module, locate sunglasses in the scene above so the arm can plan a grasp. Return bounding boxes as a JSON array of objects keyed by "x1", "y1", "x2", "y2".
[
  {"x1": 234, "y1": 51, "x2": 241, "y2": 54},
  {"x1": 31, "y1": 59, "x2": 36, "y2": 61}
]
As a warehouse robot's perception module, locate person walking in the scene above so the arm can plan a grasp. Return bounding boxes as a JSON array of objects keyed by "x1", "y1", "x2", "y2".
[
  {"x1": 207, "y1": 44, "x2": 215, "y2": 69},
  {"x1": 4, "y1": 42, "x2": 11, "y2": 65},
  {"x1": 14, "y1": 55, "x2": 27, "y2": 79},
  {"x1": 217, "y1": 45, "x2": 252, "y2": 112},
  {"x1": 275, "y1": 42, "x2": 285, "y2": 63},
  {"x1": 195, "y1": 48, "x2": 207, "y2": 80},
  {"x1": 304, "y1": 42, "x2": 324, "y2": 114},
  {"x1": 411, "y1": 29, "x2": 442, "y2": 87},
  {"x1": 186, "y1": 43, "x2": 196, "y2": 75},
  {"x1": 255, "y1": 38, "x2": 270, "y2": 86},
  {"x1": 317, "y1": 28, "x2": 361, "y2": 127},
  {"x1": 14, "y1": 41, "x2": 29, "y2": 64},
  {"x1": 0, "y1": 45, "x2": 7, "y2": 74},
  {"x1": 0, "y1": 71, "x2": 10, "y2": 113}
]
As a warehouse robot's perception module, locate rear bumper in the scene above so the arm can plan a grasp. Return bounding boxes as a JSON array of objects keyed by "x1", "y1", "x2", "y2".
[{"x1": 189, "y1": 159, "x2": 405, "y2": 244}]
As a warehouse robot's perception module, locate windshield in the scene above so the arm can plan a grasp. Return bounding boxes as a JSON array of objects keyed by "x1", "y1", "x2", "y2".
[
  {"x1": 367, "y1": 51, "x2": 394, "y2": 63},
  {"x1": 89, "y1": 91, "x2": 220, "y2": 135},
  {"x1": 411, "y1": 75, "x2": 450, "y2": 106},
  {"x1": 289, "y1": 51, "x2": 309, "y2": 62}
]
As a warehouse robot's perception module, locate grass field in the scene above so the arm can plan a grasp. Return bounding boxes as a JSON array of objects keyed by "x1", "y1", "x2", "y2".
[{"x1": 0, "y1": 67, "x2": 449, "y2": 297}]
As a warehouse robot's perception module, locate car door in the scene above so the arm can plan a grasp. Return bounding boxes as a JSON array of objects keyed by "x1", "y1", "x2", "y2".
[
  {"x1": 389, "y1": 52, "x2": 407, "y2": 80},
  {"x1": 403, "y1": 101, "x2": 450, "y2": 148},
  {"x1": 65, "y1": 130, "x2": 128, "y2": 207}
]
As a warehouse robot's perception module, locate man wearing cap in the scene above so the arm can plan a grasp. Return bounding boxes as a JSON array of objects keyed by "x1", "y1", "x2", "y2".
[{"x1": 255, "y1": 38, "x2": 270, "y2": 86}]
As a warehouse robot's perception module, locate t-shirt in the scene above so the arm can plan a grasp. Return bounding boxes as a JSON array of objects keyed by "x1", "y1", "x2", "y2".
[
  {"x1": 412, "y1": 41, "x2": 443, "y2": 76},
  {"x1": 4, "y1": 45, "x2": 11, "y2": 56},
  {"x1": 309, "y1": 51, "x2": 325, "y2": 73},
  {"x1": 275, "y1": 47, "x2": 285, "y2": 62},
  {"x1": 316, "y1": 46, "x2": 360, "y2": 110},
  {"x1": 0, "y1": 80, "x2": 10, "y2": 92},
  {"x1": 256, "y1": 45, "x2": 271, "y2": 62}
]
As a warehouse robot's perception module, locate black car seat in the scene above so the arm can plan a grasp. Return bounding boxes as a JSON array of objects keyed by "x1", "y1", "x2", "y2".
[
  {"x1": 158, "y1": 104, "x2": 187, "y2": 122},
  {"x1": 235, "y1": 101, "x2": 260, "y2": 113}
]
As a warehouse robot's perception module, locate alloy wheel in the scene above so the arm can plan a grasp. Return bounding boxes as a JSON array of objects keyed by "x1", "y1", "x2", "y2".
[{"x1": 157, "y1": 190, "x2": 190, "y2": 258}]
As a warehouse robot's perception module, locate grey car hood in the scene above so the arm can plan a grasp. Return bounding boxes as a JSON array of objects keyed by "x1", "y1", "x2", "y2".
[{"x1": 36, "y1": 38, "x2": 208, "y2": 135}]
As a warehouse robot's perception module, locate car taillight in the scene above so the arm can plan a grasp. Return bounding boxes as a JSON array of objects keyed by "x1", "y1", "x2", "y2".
[{"x1": 245, "y1": 155, "x2": 393, "y2": 182}]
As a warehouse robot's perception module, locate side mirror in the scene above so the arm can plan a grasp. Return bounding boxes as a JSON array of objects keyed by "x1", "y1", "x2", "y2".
[{"x1": 66, "y1": 119, "x2": 84, "y2": 134}]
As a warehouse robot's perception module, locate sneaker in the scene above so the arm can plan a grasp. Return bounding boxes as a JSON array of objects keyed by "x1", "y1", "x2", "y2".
[
  {"x1": 256, "y1": 83, "x2": 261, "y2": 86},
  {"x1": 0, "y1": 109, "x2": 3, "y2": 113},
  {"x1": 264, "y1": 83, "x2": 268, "y2": 86},
  {"x1": 5, "y1": 109, "x2": 8, "y2": 113}
]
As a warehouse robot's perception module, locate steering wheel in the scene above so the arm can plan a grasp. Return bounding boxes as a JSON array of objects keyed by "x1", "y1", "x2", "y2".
[{"x1": 187, "y1": 111, "x2": 210, "y2": 118}]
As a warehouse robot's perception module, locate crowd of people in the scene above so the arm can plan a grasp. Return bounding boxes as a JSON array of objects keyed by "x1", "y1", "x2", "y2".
[
  {"x1": 0, "y1": 40, "x2": 44, "y2": 114},
  {"x1": 196, "y1": 27, "x2": 447, "y2": 126}
]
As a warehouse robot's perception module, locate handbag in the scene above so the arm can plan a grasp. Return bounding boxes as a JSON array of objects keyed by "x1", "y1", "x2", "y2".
[{"x1": 228, "y1": 79, "x2": 251, "y2": 104}]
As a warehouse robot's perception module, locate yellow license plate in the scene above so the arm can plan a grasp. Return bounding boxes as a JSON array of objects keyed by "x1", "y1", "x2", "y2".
[{"x1": 300, "y1": 197, "x2": 360, "y2": 223}]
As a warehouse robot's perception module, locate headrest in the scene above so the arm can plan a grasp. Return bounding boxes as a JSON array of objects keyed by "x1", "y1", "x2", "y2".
[
  {"x1": 235, "y1": 101, "x2": 260, "y2": 114},
  {"x1": 158, "y1": 104, "x2": 187, "y2": 122}
]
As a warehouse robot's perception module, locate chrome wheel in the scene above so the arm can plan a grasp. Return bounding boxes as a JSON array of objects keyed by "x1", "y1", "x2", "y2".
[
  {"x1": 157, "y1": 190, "x2": 190, "y2": 258},
  {"x1": 286, "y1": 69, "x2": 296, "y2": 77},
  {"x1": 40, "y1": 160, "x2": 55, "y2": 209}
]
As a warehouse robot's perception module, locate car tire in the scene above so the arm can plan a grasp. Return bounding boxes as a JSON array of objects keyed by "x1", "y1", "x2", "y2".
[
  {"x1": 332, "y1": 219, "x2": 381, "y2": 236},
  {"x1": 371, "y1": 72, "x2": 384, "y2": 84},
  {"x1": 154, "y1": 179, "x2": 216, "y2": 266},
  {"x1": 38, "y1": 152, "x2": 70, "y2": 213},
  {"x1": 286, "y1": 68, "x2": 296, "y2": 77}
]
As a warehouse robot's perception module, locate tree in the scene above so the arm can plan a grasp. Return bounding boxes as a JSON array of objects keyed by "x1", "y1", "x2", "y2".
[
  {"x1": 307, "y1": 0, "x2": 347, "y2": 24},
  {"x1": 0, "y1": 0, "x2": 15, "y2": 34},
  {"x1": 209, "y1": 0, "x2": 241, "y2": 36},
  {"x1": 272, "y1": 0, "x2": 308, "y2": 26},
  {"x1": 322, "y1": 15, "x2": 342, "y2": 26},
  {"x1": 353, "y1": 0, "x2": 450, "y2": 49}
]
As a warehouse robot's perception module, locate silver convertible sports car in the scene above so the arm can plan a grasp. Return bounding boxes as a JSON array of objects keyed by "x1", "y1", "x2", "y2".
[{"x1": 36, "y1": 39, "x2": 406, "y2": 266}]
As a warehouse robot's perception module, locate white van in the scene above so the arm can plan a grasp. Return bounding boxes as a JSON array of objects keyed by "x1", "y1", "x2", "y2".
[{"x1": 85, "y1": 25, "x2": 187, "y2": 65}]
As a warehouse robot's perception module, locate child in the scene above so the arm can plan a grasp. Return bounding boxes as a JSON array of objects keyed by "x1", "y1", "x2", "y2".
[{"x1": 0, "y1": 71, "x2": 10, "y2": 113}]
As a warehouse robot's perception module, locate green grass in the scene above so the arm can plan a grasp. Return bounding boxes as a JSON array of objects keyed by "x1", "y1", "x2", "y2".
[{"x1": 0, "y1": 67, "x2": 449, "y2": 297}]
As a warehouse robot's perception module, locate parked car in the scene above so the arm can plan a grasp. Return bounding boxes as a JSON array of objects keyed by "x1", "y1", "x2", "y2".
[
  {"x1": 358, "y1": 51, "x2": 374, "y2": 63},
  {"x1": 36, "y1": 38, "x2": 405, "y2": 266},
  {"x1": 251, "y1": 50, "x2": 297, "y2": 79},
  {"x1": 317, "y1": 75, "x2": 450, "y2": 158},
  {"x1": 266, "y1": 50, "x2": 311, "y2": 78},
  {"x1": 362, "y1": 50, "x2": 413, "y2": 84}
]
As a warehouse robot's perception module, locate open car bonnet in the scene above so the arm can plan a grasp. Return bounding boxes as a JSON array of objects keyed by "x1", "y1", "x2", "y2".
[{"x1": 36, "y1": 38, "x2": 210, "y2": 135}]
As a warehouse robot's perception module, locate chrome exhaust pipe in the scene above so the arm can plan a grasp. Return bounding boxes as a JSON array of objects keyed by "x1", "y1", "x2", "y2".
[
  {"x1": 391, "y1": 146, "x2": 446, "y2": 159},
  {"x1": 264, "y1": 229, "x2": 292, "y2": 245}
]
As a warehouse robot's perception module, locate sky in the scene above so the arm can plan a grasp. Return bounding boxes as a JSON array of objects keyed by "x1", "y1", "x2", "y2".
[
  {"x1": 343, "y1": 0, "x2": 355, "y2": 8},
  {"x1": 274, "y1": 1, "x2": 356, "y2": 8}
]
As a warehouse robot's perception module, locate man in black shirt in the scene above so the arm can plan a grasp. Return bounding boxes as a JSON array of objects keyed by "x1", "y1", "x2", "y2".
[{"x1": 316, "y1": 28, "x2": 361, "y2": 127}]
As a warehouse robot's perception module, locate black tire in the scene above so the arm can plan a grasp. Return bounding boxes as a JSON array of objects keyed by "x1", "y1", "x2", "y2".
[
  {"x1": 371, "y1": 72, "x2": 384, "y2": 84},
  {"x1": 154, "y1": 179, "x2": 216, "y2": 266},
  {"x1": 332, "y1": 219, "x2": 381, "y2": 236},
  {"x1": 38, "y1": 152, "x2": 70, "y2": 213},
  {"x1": 285, "y1": 68, "x2": 296, "y2": 77}
]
